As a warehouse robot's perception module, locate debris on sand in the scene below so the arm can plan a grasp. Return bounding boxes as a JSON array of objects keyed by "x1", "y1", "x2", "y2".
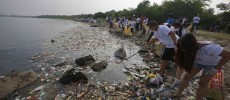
[{"x1": 3, "y1": 22, "x2": 216, "y2": 100}]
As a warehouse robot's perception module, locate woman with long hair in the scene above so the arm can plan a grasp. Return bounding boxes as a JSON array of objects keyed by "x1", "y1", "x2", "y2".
[{"x1": 173, "y1": 34, "x2": 230, "y2": 100}]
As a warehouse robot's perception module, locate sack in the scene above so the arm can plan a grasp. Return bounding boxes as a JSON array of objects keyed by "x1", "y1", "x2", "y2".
[
  {"x1": 187, "y1": 24, "x2": 192, "y2": 32},
  {"x1": 206, "y1": 69, "x2": 225, "y2": 100},
  {"x1": 146, "y1": 73, "x2": 163, "y2": 87},
  {"x1": 142, "y1": 23, "x2": 148, "y2": 31},
  {"x1": 123, "y1": 26, "x2": 132, "y2": 36},
  {"x1": 114, "y1": 23, "x2": 120, "y2": 31},
  {"x1": 154, "y1": 42, "x2": 164, "y2": 57}
]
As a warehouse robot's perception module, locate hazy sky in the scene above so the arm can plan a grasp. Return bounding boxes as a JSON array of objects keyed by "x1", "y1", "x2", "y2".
[{"x1": 0, "y1": 0, "x2": 229, "y2": 16}]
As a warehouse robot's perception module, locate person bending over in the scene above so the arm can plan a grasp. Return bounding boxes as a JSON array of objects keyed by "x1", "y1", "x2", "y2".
[
  {"x1": 173, "y1": 34, "x2": 230, "y2": 100},
  {"x1": 147, "y1": 21, "x2": 179, "y2": 77}
]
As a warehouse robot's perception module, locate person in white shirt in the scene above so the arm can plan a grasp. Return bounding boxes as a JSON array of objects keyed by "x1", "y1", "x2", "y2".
[
  {"x1": 146, "y1": 21, "x2": 179, "y2": 76},
  {"x1": 182, "y1": 17, "x2": 187, "y2": 25},
  {"x1": 142, "y1": 17, "x2": 148, "y2": 34},
  {"x1": 191, "y1": 14, "x2": 200, "y2": 34},
  {"x1": 122, "y1": 17, "x2": 128, "y2": 31},
  {"x1": 129, "y1": 19, "x2": 136, "y2": 33},
  {"x1": 172, "y1": 34, "x2": 230, "y2": 100},
  {"x1": 144, "y1": 17, "x2": 148, "y2": 25}
]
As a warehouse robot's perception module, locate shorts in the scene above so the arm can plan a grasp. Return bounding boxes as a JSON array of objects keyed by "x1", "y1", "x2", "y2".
[
  {"x1": 192, "y1": 23, "x2": 198, "y2": 31},
  {"x1": 161, "y1": 48, "x2": 175, "y2": 61},
  {"x1": 194, "y1": 63, "x2": 215, "y2": 74},
  {"x1": 109, "y1": 23, "x2": 113, "y2": 28}
]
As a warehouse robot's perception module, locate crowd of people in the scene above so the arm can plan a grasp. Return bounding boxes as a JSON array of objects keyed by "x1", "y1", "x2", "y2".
[
  {"x1": 106, "y1": 14, "x2": 230, "y2": 99},
  {"x1": 106, "y1": 15, "x2": 149, "y2": 34},
  {"x1": 105, "y1": 13, "x2": 200, "y2": 37}
]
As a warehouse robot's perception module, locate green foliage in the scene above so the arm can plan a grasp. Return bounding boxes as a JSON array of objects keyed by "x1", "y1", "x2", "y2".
[
  {"x1": 199, "y1": 8, "x2": 217, "y2": 30},
  {"x1": 217, "y1": 3, "x2": 230, "y2": 12},
  {"x1": 219, "y1": 12, "x2": 230, "y2": 33},
  {"x1": 37, "y1": 0, "x2": 230, "y2": 33},
  {"x1": 93, "y1": 12, "x2": 106, "y2": 19}
]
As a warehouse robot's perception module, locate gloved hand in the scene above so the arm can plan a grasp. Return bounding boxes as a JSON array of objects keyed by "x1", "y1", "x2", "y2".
[
  {"x1": 205, "y1": 68, "x2": 218, "y2": 76},
  {"x1": 171, "y1": 78, "x2": 180, "y2": 87}
]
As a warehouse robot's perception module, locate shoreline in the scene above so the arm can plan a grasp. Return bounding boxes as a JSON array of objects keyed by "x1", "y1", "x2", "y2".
[{"x1": 1, "y1": 21, "x2": 229, "y2": 99}]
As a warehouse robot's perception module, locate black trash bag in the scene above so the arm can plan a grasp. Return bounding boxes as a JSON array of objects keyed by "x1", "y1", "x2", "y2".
[
  {"x1": 75, "y1": 55, "x2": 95, "y2": 66},
  {"x1": 114, "y1": 48, "x2": 127, "y2": 60},
  {"x1": 91, "y1": 61, "x2": 108, "y2": 72},
  {"x1": 59, "y1": 68, "x2": 88, "y2": 85}
]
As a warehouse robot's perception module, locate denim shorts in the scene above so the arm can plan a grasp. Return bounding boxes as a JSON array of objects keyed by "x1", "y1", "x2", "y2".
[{"x1": 193, "y1": 63, "x2": 216, "y2": 74}]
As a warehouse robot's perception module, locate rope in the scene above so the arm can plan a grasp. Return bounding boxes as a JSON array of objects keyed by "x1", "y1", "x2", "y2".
[
  {"x1": 125, "y1": 50, "x2": 149, "y2": 60},
  {"x1": 125, "y1": 51, "x2": 139, "y2": 60}
]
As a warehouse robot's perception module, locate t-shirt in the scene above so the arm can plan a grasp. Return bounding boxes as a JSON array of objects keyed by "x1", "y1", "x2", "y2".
[
  {"x1": 152, "y1": 25, "x2": 179, "y2": 48},
  {"x1": 181, "y1": 29, "x2": 187, "y2": 36},
  {"x1": 195, "y1": 44, "x2": 223, "y2": 65},
  {"x1": 144, "y1": 18, "x2": 148, "y2": 24},
  {"x1": 140, "y1": 17, "x2": 144, "y2": 24},
  {"x1": 164, "y1": 23, "x2": 171, "y2": 28},
  {"x1": 122, "y1": 19, "x2": 128, "y2": 27},
  {"x1": 193, "y1": 16, "x2": 200, "y2": 24},
  {"x1": 136, "y1": 18, "x2": 140, "y2": 23},
  {"x1": 108, "y1": 17, "x2": 113, "y2": 23},
  {"x1": 129, "y1": 21, "x2": 135, "y2": 28},
  {"x1": 182, "y1": 18, "x2": 187, "y2": 24},
  {"x1": 175, "y1": 27, "x2": 187, "y2": 37},
  {"x1": 166, "y1": 18, "x2": 174, "y2": 25}
]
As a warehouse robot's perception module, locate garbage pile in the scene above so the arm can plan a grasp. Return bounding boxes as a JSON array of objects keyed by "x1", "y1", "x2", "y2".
[{"x1": 1, "y1": 23, "x2": 199, "y2": 99}]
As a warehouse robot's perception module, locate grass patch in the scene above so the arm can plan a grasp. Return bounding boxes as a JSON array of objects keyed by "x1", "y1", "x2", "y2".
[{"x1": 197, "y1": 30, "x2": 230, "y2": 42}]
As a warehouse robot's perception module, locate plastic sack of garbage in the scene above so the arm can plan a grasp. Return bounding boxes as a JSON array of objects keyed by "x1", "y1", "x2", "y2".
[
  {"x1": 146, "y1": 73, "x2": 163, "y2": 88},
  {"x1": 114, "y1": 23, "x2": 120, "y2": 32},
  {"x1": 142, "y1": 23, "x2": 148, "y2": 31},
  {"x1": 123, "y1": 26, "x2": 132, "y2": 36}
]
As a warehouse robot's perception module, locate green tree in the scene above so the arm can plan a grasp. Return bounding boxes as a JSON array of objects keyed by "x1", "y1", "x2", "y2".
[
  {"x1": 93, "y1": 12, "x2": 106, "y2": 19},
  {"x1": 217, "y1": 3, "x2": 230, "y2": 12},
  {"x1": 135, "y1": 0, "x2": 150, "y2": 17}
]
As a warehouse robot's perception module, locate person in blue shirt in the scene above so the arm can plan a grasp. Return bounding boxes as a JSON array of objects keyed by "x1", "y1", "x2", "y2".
[{"x1": 166, "y1": 13, "x2": 175, "y2": 25}]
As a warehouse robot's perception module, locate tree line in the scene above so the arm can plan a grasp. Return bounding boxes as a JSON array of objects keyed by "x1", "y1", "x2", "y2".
[{"x1": 37, "y1": 0, "x2": 230, "y2": 33}]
